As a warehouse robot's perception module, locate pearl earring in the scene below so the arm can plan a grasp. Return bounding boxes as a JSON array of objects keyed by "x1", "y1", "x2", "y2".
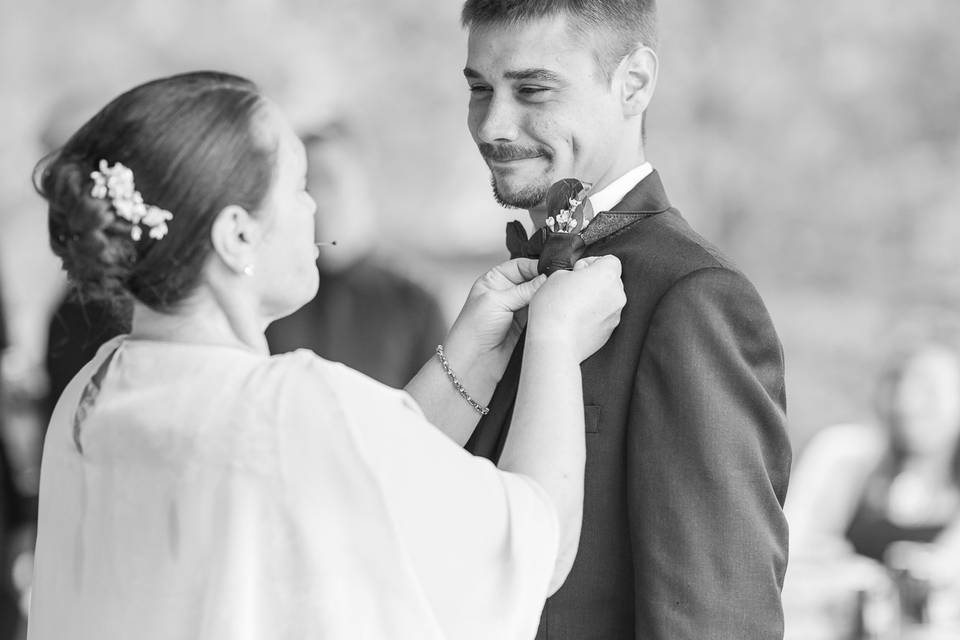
[{"x1": 242, "y1": 265, "x2": 255, "y2": 276}]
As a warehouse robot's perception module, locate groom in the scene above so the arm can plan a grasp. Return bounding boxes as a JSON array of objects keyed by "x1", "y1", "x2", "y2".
[{"x1": 461, "y1": 1, "x2": 791, "y2": 638}]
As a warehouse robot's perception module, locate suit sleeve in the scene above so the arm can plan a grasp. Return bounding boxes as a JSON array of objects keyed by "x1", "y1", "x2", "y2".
[{"x1": 627, "y1": 266, "x2": 791, "y2": 639}]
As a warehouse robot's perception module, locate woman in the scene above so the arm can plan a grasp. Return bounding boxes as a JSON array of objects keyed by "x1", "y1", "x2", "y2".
[
  {"x1": 787, "y1": 342, "x2": 960, "y2": 560},
  {"x1": 786, "y1": 342, "x2": 960, "y2": 626},
  {"x1": 27, "y1": 72, "x2": 626, "y2": 639}
]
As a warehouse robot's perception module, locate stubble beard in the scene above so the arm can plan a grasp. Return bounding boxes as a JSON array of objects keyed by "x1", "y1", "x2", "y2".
[
  {"x1": 477, "y1": 142, "x2": 552, "y2": 209},
  {"x1": 489, "y1": 175, "x2": 548, "y2": 210}
]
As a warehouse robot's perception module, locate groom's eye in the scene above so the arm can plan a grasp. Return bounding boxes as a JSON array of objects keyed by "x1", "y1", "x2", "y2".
[
  {"x1": 517, "y1": 86, "x2": 552, "y2": 101},
  {"x1": 469, "y1": 84, "x2": 491, "y2": 95}
]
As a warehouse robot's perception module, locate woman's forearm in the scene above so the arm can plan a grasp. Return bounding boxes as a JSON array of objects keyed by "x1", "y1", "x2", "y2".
[
  {"x1": 498, "y1": 337, "x2": 585, "y2": 594},
  {"x1": 405, "y1": 341, "x2": 503, "y2": 447}
]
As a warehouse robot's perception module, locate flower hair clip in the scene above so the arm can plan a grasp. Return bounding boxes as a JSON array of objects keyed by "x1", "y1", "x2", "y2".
[{"x1": 90, "y1": 160, "x2": 173, "y2": 241}]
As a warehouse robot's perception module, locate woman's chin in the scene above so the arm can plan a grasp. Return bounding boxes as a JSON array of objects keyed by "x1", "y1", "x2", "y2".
[{"x1": 266, "y1": 274, "x2": 319, "y2": 324}]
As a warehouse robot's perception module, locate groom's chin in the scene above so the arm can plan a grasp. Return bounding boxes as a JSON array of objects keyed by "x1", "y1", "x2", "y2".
[{"x1": 490, "y1": 176, "x2": 546, "y2": 210}]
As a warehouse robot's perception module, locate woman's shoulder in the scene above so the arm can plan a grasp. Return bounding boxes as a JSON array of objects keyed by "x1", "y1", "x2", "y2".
[
  {"x1": 264, "y1": 349, "x2": 392, "y2": 389},
  {"x1": 258, "y1": 349, "x2": 416, "y2": 413}
]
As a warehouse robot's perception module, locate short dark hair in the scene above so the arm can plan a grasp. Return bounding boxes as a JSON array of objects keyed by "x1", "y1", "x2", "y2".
[
  {"x1": 34, "y1": 71, "x2": 275, "y2": 312},
  {"x1": 461, "y1": 0, "x2": 658, "y2": 82}
]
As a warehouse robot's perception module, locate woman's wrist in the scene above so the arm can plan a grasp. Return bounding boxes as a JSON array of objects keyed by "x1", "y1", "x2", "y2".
[
  {"x1": 437, "y1": 329, "x2": 502, "y2": 404},
  {"x1": 524, "y1": 317, "x2": 581, "y2": 363},
  {"x1": 521, "y1": 336, "x2": 581, "y2": 374},
  {"x1": 434, "y1": 344, "x2": 490, "y2": 416}
]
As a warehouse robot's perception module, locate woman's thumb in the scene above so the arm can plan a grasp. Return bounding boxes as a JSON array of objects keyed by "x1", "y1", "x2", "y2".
[{"x1": 574, "y1": 256, "x2": 602, "y2": 271}]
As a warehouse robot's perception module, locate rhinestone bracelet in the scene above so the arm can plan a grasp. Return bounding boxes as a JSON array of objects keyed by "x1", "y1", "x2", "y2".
[{"x1": 435, "y1": 344, "x2": 490, "y2": 416}]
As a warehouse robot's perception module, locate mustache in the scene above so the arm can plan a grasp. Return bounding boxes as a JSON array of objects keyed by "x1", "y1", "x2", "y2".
[{"x1": 478, "y1": 143, "x2": 549, "y2": 162}]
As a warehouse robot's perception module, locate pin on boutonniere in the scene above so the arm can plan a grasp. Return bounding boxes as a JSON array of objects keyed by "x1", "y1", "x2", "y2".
[{"x1": 545, "y1": 178, "x2": 593, "y2": 234}]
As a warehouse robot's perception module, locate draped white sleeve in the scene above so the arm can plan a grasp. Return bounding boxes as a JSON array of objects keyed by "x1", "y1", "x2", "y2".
[
  {"x1": 276, "y1": 351, "x2": 559, "y2": 640},
  {"x1": 29, "y1": 341, "x2": 557, "y2": 640}
]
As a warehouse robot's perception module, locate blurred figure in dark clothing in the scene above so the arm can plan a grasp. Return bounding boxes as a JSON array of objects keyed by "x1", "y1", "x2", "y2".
[
  {"x1": 42, "y1": 298, "x2": 129, "y2": 421},
  {"x1": 267, "y1": 264, "x2": 446, "y2": 388},
  {"x1": 788, "y1": 342, "x2": 960, "y2": 561},
  {"x1": 0, "y1": 275, "x2": 33, "y2": 638},
  {"x1": 266, "y1": 121, "x2": 446, "y2": 387},
  {"x1": 786, "y1": 341, "x2": 960, "y2": 630}
]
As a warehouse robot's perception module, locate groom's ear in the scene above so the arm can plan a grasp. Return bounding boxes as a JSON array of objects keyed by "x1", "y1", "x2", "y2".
[
  {"x1": 210, "y1": 204, "x2": 260, "y2": 275},
  {"x1": 618, "y1": 46, "x2": 658, "y2": 118}
]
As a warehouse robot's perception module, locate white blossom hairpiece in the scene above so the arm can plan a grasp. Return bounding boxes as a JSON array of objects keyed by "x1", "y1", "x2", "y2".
[{"x1": 90, "y1": 160, "x2": 173, "y2": 241}]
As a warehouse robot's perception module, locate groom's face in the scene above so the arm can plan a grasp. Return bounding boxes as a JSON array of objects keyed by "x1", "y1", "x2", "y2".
[{"x1": 465, "y1": 14, "x2": 627, "y2": 210}]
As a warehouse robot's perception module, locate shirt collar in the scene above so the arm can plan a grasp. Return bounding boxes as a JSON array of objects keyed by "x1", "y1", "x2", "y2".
[{"x1": 583, "y1": 163, "x2": 654, "y2": 224}]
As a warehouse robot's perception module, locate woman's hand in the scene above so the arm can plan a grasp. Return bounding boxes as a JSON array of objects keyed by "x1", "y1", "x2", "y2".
[
  {"x1": 527, "y1": 255, "x2": 626, "y2": 362},
  {"x1": 406, "y1": 258, "x2": 546, "y2": 446},
  {"x1": 444, "y1": 258, "x2": 546, "y2": 372}
]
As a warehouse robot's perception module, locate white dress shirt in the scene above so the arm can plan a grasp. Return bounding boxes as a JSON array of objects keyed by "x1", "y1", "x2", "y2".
[{"x1": 582, "y1": 162, "x2": 654, "y2": 226}]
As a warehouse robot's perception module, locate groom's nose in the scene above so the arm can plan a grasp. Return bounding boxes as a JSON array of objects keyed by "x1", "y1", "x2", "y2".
[{"x1": 472, "y1": 93, "x2": 521, "y2": 144}]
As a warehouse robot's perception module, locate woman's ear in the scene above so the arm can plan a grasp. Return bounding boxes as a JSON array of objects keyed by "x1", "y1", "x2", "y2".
[
  {"x1": 619, "y1": 46, "x2": 658, "y2": 118},
  {"x1": 210, "y1": 204, "x2": 260, "y2": 275}
]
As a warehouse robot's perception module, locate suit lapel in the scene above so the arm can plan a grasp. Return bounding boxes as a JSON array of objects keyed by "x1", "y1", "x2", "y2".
[
  {"x1": 608, "y1": 169, "x2": 671, "y2": 214},
  {"x1": 580, "y1": 170, "x2": 672, "y2": 245}
]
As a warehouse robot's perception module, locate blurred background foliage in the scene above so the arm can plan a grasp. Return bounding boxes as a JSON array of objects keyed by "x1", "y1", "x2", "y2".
[{"x1": 2, "y1": 0, "x2": 960, "y2": 449}]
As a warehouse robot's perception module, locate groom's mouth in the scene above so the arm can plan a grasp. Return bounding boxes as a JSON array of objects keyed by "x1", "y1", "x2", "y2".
[
  {"x1": 487, "y1": 156, "x2": 542, "y2": 175},
  {"x1": 486, "y1": 155, "x2": 548, "y2": 176},
  {"x1": 479, "y1": 143, "x2": 547, "y2": 166}
]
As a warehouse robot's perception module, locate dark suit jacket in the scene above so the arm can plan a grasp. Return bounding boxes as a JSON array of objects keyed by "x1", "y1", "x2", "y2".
[{"x1": 466, "y1": 171, "x2": 791, "y2": 639}]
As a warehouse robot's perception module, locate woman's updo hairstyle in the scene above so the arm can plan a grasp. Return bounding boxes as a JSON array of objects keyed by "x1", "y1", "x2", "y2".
[{"x1": 34, "y1": 71, "x2": 276, "y2": 311}]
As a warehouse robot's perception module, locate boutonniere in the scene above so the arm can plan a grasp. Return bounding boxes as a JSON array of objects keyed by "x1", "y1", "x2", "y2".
[{"x1": 545, "y1": 178, "x2": 592, "y2": 234}]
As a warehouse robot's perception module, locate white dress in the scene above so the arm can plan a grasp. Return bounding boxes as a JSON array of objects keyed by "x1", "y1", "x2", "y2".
[{"x1": 28, "y1": 337, "x2": 558, "y2": 640}]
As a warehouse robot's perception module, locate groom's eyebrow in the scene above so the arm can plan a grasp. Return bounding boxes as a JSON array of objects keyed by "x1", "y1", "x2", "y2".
[
  {"x1": 504, "y1": 68, "x2": 563, "y2": 83},
  {"x1": 462, "y1": 67, "x2": 564, "y2": 83}
]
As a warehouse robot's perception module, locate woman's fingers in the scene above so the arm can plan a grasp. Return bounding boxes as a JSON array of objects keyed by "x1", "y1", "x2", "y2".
[
  {"x1": 497, "y1": 274, "x2": 547, "y2": 312},
  {"x1": 486, "y1": 258, "x2": 540, "y2": 287},
  {"x1": 572, "y1": 256, "x2": 599, "y2": 271},
  {"x1": 573, "y1": 254, "x2": 622, "y2": 276},
  {"x1": 469, "y1": 258, "x2": 544, "y2": 313},
  {"x1": 526, "y1": 255, "x2": 626, "y2": 361}
]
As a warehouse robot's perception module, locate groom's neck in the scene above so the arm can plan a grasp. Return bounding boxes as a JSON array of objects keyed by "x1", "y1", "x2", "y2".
[{"x1": 528, "y1": 205, "x2": 548, "y2": 230}]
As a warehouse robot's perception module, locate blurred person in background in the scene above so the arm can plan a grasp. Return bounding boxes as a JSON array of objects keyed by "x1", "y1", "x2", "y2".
[
  {"x1": 460, "y1": 1, "x2": 791, "y2": 638},
  {"x1": 266, "y1": 120, "x2": 446, "y2": 387},
  {"x1": 43, "y1": 298, "x2": 128, "y2": 426},
  {"x1": 27, "y1": 71, "x2": 628, "y2": 639},
  {"x1": 0, "y1": 273, "x2": 32, "y2": 639},
  {"x1": 787, "y1": 341, "x2": 960, "y2": 628}
]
